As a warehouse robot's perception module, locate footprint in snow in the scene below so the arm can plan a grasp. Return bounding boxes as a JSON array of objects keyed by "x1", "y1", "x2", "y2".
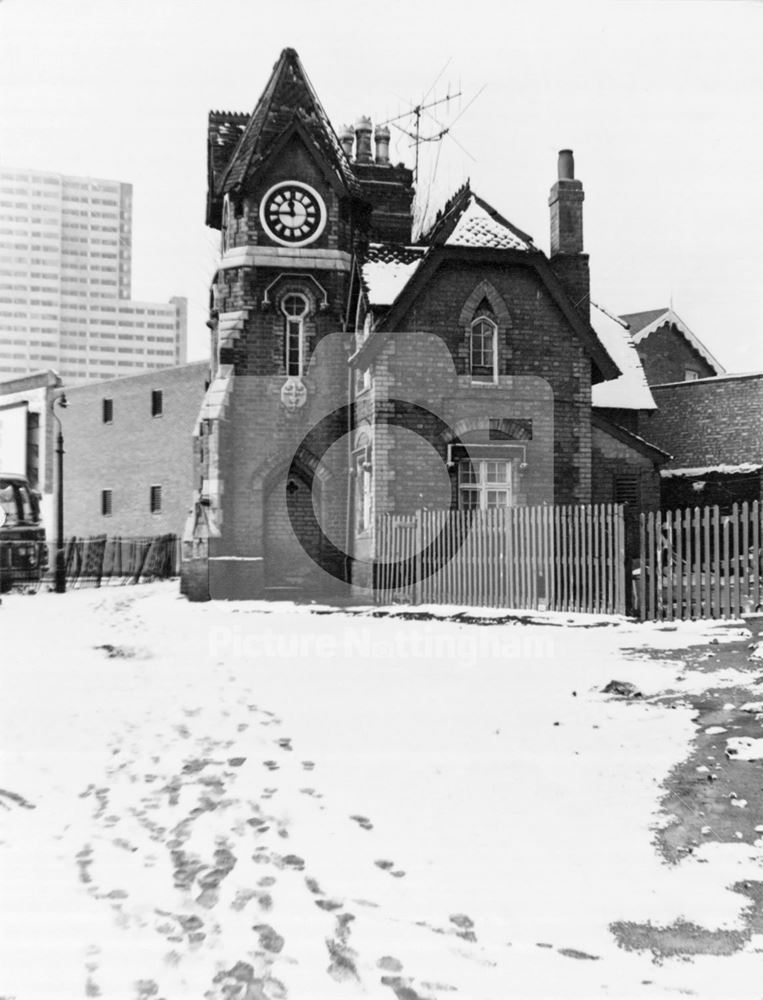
[
  {"x1": 377, "y1": 956, "x2": 404, "y2": 972},
  {"x1": 449, "y1": 913, "x2": 476, "y2": 942},
  {"x1": 276, "y1": 738, "x2": 293, "y2": 751},
  {"x1": 350, "y1": 814, "x2": 373, "y2": 830},
  {"x1": 558, "y1": 947, "x2": 600, "y2": 960},
  {"x1": 302, "y1": 760, "x2": 315, "y2": 771},
  {"x1": 253, "y1": 923, "x2": 285, "y2": 954},
  {"x1": 375, "y1": 859, "x2": 406, "y2": 877},
  {"x1": 263, "y1": 760, "x2": 280, "y2": 771}
]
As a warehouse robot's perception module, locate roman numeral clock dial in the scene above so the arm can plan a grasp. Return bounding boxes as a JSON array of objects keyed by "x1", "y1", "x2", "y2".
[{"x1": 259, "y1": 182, "x2": 327, "y2": 247}]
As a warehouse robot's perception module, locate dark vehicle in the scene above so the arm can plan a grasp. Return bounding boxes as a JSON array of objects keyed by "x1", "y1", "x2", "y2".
[{"x1": 0, "y1": 473, "x2": 46, "y2": 592}]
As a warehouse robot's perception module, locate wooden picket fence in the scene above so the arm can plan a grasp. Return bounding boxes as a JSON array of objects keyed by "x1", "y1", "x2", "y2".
[
  {"x1": 638, "y1": 501, "x2": 762, "y2": 620},
  {"x1": 375, "y1": 503, "x2": 626, "y2": 614}
]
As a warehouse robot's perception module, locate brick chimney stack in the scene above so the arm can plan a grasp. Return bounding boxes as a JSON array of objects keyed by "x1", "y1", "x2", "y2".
[
  {"x1": 549, "y1": 149, "x2": 584, "y2": 254},
  {"x1": 548, "y1": 149, "x2": 589, "y2": 319}
]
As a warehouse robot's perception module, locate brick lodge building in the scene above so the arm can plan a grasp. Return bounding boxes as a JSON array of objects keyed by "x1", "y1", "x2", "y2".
[{"x1": 178, "y1": 47, "x2": 682, "y2": 602}]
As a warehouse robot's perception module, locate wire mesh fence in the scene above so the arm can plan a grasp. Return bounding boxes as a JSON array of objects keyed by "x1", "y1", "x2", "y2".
[{"x1": 0, "y1": 534, "x2": 179, "y2": 593}]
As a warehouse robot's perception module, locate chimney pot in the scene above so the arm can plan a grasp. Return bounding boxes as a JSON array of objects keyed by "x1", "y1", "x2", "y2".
[
  {"x1": 374, "y1": 124, "x2": 390, "y2": 165},
  {"x1": 558, "y1": 149, "x2": 575, "y2": 180},
  {"x1": 339, "y1": 124, "x2": 354, "y2": 160},
  {"x1": 354, "y1": 115, "x2": 373, "y2": 163}
]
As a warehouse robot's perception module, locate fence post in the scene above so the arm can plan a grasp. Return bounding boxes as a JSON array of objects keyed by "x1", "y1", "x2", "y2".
[{"x1": 414, "y1": 510, "x2": 423, "y2": 605}]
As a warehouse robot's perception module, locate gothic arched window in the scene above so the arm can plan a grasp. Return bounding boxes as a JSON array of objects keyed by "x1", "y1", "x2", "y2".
[
  {"x1": 470, "y1": 315, "x2": 498, "y2": 383},
  {"x1": 281, "y1": 292, "x2": 309, "y2": 376}
]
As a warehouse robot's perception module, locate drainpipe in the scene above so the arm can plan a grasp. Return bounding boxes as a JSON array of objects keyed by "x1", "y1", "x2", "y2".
[{"x1": 344, "y1": 256, "x2": 358, "y2": 588}]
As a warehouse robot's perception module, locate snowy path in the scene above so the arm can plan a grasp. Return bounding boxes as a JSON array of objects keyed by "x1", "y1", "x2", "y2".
[{"x1": 1, "y1": 584, "x2": 762, "y2": 999}]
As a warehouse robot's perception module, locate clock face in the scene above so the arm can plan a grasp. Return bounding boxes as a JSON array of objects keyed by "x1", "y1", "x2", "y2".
[{"x1": 260, "y1": 181, "x2": 327, "y2": 247}]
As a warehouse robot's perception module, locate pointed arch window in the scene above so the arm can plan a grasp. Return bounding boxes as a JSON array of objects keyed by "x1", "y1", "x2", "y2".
[
  {"x1": 470, "y1": 316, "x2": 498, "y2": 383},
  {"x1": 282, "y1": 293, "x2": 309, "y2": 376}
]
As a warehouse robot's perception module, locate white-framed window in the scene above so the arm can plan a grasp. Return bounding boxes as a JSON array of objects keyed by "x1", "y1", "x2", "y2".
[
  {"x1": 354, "y1": 444, "x2": 373, "y2": 533},
  {"x1": 458, "y1": 459, "x2": 513, "y2": 509},
  {"x1": 281, "y1": 292, "x2": 308, "y2": 377},
  {"x1": 684, "y1": 368, "x2": 700, "y2": 381},
  {"x1": 469, "y1": 316, "x2": 498, "y2": 383}
]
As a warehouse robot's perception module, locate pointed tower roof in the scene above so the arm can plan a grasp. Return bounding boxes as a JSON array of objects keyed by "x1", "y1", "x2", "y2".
[
  {"x1": 420, "y1": 182, "x2": 534, "y2": 250},
  {"x1": 217, "y1": 48, "x2": 358, "y2": 198}
]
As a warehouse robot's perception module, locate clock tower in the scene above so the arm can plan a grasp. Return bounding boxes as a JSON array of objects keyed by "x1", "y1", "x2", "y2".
[{"x1": 183, "y1": 48, "x2": 412, "y2": 601}]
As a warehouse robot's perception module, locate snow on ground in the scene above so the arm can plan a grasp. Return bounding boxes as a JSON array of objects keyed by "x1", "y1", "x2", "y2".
[{"x1": 1, "y1": 584, "x2": 762, "y2": 1000}]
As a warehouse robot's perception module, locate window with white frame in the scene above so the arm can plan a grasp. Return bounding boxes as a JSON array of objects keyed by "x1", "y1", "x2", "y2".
[
  {"x1": 354, "y1": 443, "x2": 373, "y2": 533},
  {"x1": 281, "y1": 293, "x2": 308, "y2": 376},
  {"x1": 458, "y1": 459, "x2": 513, "y2": 509},
  {"x1": 469, "y1": 316, "x2": 497, "y2": 382}
]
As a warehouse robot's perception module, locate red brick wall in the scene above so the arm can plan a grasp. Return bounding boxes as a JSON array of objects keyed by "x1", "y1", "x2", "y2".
[
  {"x1": 388, "y1": 260, "x2": 593, "y2": 504},
  {"x1": 591, "y1": 424, "x2": 661, "y2": 510},
  {"x1": 638, "y1": 373, "x2": 763, "y2": 468},
  {"x1": 635, "y1": 324, "x2": 717, "y2": 386}
]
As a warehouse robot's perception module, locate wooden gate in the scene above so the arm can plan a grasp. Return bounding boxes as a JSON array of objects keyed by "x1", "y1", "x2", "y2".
[
  {"x1": 375, "y1": 503, "x2": 626, "y2": 614},
  {"x1": 638, "y1": 502, "x2": 762, "y2": 620}
]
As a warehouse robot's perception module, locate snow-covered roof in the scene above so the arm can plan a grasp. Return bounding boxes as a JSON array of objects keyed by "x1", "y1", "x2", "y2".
[
  {"x1": 620, "y1": 307, "x2": 725, "y2": 376},
  {"x1": 361, "y1": 244, "x2": 425, "y2": 307},
  {"x1": 590, "y1": 301, "x2": 656, "y2": 410},
  {"x1": 661, "y1": 463, "x2": 763, "y2": 479},
  {"x1": 444, "y1": 195, "x2": 532, "y2": 250}
]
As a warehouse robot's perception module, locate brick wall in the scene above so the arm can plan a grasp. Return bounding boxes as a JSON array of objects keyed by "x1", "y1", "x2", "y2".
[
  {"x1": 638, "y1": 373, "x2": 763, "y2": 468},
  {"x1": 63, "y1": 362, "x2": 208, "y2": 538},
  {"x1": 388, "y1": 260, "x2": 593, "y2": 504},
  {"x1": 591, "y1": 424, "x2": 661, "y2": 510},
  {"x1": 352, "y1": 162, "x2": 414, "y2": 243},
  {"x1": 635, "y1": 323, "x2": 717, "y2": 386}
]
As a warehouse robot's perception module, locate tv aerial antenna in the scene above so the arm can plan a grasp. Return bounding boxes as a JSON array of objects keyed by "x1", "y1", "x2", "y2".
[{"x1": 379, "y1": 59, "x2": 486, "y2": 183}]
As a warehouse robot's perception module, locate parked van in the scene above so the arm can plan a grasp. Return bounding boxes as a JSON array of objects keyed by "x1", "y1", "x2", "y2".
[{"x1": 0, "y1": 473, "x2": 46, "y2": 592}]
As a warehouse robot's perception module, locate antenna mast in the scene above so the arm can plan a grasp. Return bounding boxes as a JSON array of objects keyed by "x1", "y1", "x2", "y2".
[{"x1": 380, "y1": 90, "x2": 462, "y2": 183}]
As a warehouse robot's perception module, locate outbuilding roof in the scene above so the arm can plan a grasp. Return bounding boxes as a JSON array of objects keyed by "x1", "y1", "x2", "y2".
[
  {"x1": 619, "y1": 307, "x2": 725, "y2": 376},
  {"x1": 590, "y1": 301, "x2": 656, "y2": 410}
]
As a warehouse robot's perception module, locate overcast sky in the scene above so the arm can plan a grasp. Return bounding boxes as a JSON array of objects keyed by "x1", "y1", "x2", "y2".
[{"x1": 1, "y1": 0, "x2": 760, "y2": 372}]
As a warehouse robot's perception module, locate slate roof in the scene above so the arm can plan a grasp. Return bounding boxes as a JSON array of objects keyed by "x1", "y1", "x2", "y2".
[
  {"x1": 208, "y1": 112, "x2": 249, "y2": 182},
  {"x1": 419, "y1": 182, "x2": 534, "y2": 251},
  {"x1": 215, "y1": 48, "x2": 359, "y2": 199},
  {"x1": 619, "y1": 308, "x2": 668, "y2": 334},
  {"x1": 590, "y1": 301, "x2": 656, "y2": 410},
  {"x1": 591, "y1": 412, "x2": 672, "y2": 463},
  {"x1": 619, "y1": 306, "x2": 725, "y2": 375},
  {"x1": 361, "y1": 243, "x2": 426, "y2": 308}
]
